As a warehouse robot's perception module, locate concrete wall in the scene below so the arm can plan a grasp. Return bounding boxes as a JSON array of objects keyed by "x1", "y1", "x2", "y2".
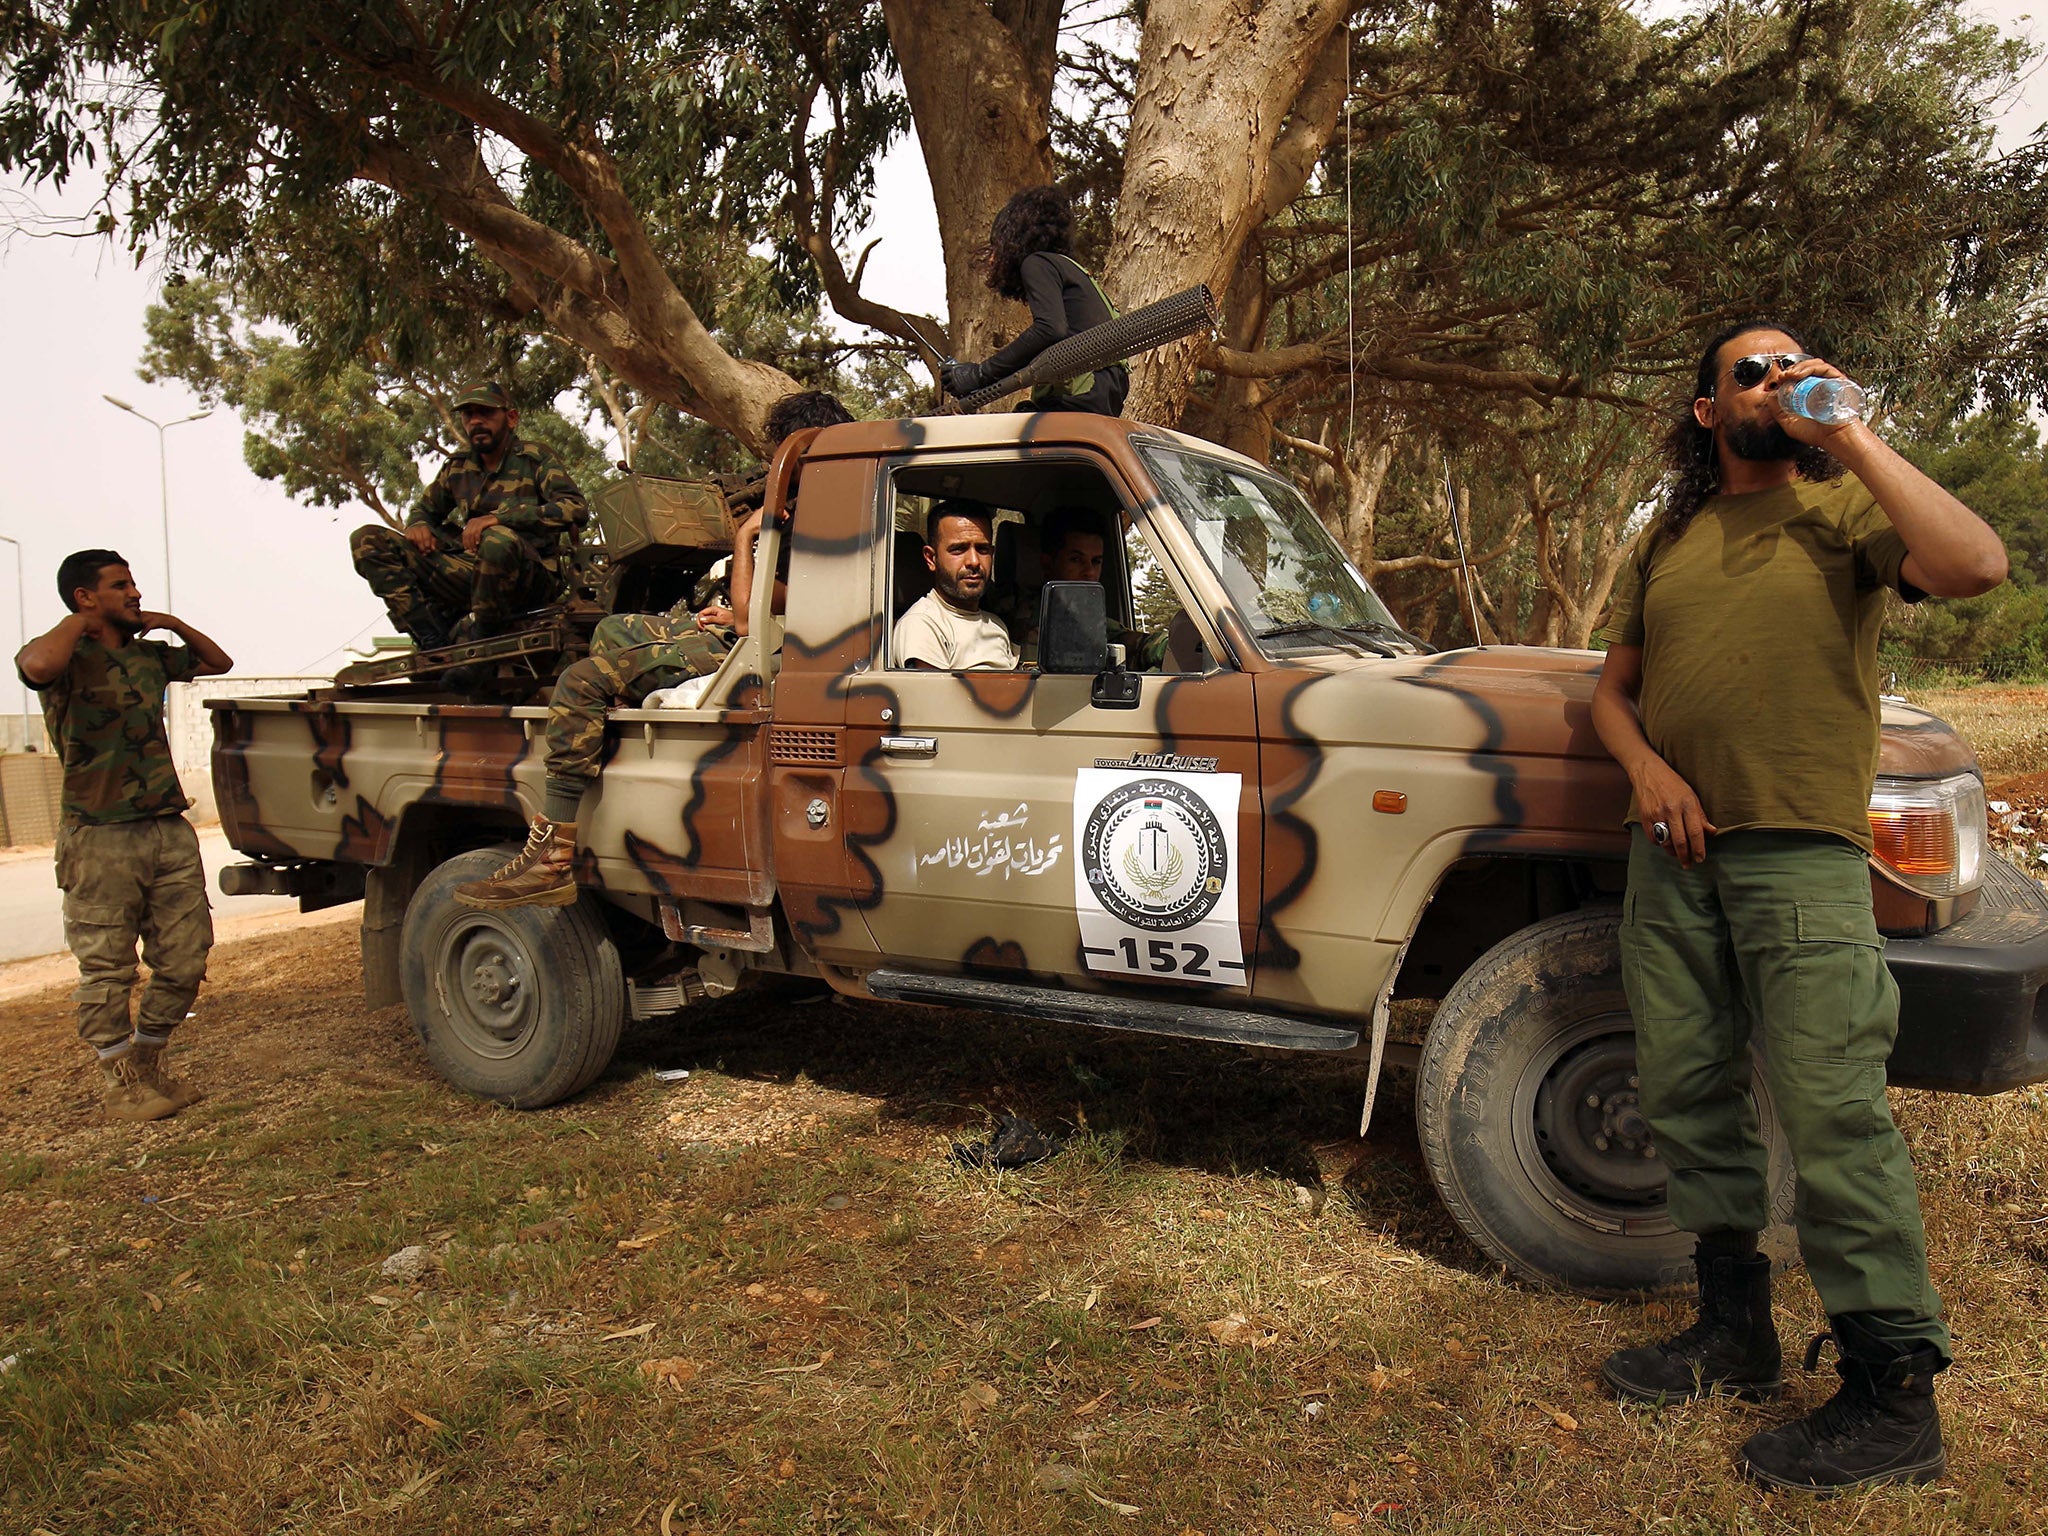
[
  {"x1": 0, "y1": 751, "x2": 64, "y2": 845},
  {"x1": 0, "y1": 714, "x2": 47, "y2": 755},
  {"x1": 168, "y1": 677, "x2": 329, "y2": 823}
]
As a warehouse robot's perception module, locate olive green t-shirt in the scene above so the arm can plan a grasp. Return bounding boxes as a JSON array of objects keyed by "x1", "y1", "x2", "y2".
[{"x1": 1601, "y1": 473, "x2": 1918, "y2": 853}]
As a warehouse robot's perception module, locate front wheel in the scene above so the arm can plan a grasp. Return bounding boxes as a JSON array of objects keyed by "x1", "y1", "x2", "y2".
[
  {"x1": 400, "y1": 848, "x2": 626, "y2": 1107},
  {"x1": 1416, "y1": 908, "x2": 1796, "y2": 1295}
]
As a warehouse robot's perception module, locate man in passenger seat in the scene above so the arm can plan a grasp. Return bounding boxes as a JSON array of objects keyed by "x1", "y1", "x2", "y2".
[{"x1": 892, "y1": 502, "x2": 1019, "y2": 670}]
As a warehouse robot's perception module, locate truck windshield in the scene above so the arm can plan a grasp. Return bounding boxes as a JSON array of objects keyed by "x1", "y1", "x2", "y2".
[{"x1": 1136, "y1": 440, "x2": 1405, "y2": 655}]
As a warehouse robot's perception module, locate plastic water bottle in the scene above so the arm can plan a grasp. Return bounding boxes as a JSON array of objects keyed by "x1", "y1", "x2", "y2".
[{"x1": 1780, "y1": 376, "x2": 1865, "y2": 424}]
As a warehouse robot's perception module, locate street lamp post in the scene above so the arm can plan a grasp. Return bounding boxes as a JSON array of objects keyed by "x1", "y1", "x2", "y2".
[
  {"x1": 102, "y1": 396, "x2": 211, "y2": 612},
  {"x1": 0, "y1": 534, "x2": 29, "y2": 752}
]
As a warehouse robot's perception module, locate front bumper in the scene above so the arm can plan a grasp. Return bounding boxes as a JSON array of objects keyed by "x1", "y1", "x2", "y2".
[{"x1": 1887, "y1": 855, "x2": 2048, "y2": 1094}]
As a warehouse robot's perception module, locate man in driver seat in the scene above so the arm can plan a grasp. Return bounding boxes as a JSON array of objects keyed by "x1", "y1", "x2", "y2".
[{"x1": 989, "y1": 505, "x2": 1169, "y2": 668}]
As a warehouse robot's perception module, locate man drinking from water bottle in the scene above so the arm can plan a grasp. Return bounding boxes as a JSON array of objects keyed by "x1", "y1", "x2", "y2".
[{"x1": 1589, "y1": 320, "x2": 2007, "y2": 1492}]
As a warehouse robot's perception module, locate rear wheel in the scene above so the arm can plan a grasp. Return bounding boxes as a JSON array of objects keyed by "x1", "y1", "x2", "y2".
[
  {"x1": 400, "y1": 848, "x2": 626, "y2": 1107},
  {"x1": 1416, "y1": 908, "x2": 1796, "y2": 1295}
]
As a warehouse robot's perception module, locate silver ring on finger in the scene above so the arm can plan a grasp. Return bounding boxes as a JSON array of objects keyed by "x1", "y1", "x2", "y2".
[{"x1": 1652, "y1": 820, "x2": 1672, "y2": 846}]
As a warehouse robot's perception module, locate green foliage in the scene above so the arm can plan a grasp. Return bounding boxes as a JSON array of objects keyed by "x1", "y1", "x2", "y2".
[
  {"x1": 4, "y1": 0, "x2": 2043, "y2": 601},
  {"x1": 136, "y1": 263, "x2": 918, "y2": 525},
  {"x1": 1878, "y1": 405, "x2": 2048, "y2": 680},
  {"x1": 139, "y1": 277, "x2": 611, "y2": 524},
  {"x1": 0, "y1": 0, "x2": 901, "y2": 335},
  {"x1": 1886, "y1": 582, "x2": 2048, "y2": 662},
  {"x1": 1899, "y1": 405, "x2": 2048, "y2": 586},
  {"x1": 1223, "y1": 0, "x2": 2048, "y2": 639}
]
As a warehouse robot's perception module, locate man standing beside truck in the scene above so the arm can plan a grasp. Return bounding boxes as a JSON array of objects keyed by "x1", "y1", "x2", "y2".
[
  {"x1": 349, "y1": 381, "x2": 589, "y2": 650},
  {"x1": 1591, "y1": 320, "x2": 2008, "y2": 1491},
  {"x1": 16, "y1": 549, "x2": 234, "y2": 1122},
  {"x1": 455, "y1": 390, "x2": 852, "y2": 910}
]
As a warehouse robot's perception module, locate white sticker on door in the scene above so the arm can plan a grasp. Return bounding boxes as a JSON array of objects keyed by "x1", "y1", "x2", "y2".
[{"x1": 1073, "y1": 767, "x2": 1246, "y2": 987}]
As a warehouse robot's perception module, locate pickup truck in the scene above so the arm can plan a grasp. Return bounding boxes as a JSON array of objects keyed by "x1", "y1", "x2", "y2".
[{"x1": 211, "y1": 411, "x2": 2048, "y2": 1296}]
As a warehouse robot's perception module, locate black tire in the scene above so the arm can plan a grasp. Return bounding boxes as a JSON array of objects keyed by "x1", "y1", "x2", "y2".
[
  {"x1": 399, "y1": 848, "x2": 626, "y2": 1108},
  {"x1": 1415, "y1": 907, "x2": 1796, "y2": 1296}
]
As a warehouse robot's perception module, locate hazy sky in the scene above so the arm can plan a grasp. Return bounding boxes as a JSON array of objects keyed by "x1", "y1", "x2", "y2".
[{"x1": 0, "y1": 0, "x2": 2038, "y2": 680}]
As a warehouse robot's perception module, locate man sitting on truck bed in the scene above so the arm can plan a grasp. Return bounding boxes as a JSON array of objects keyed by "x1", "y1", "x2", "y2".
[
  {"x1": 454, "y1": 390, "x2": 852, "y2": 911},
  {"x1": 892, "y1": 501, "x2": 1020, "y2": 670},
  {"x1": 349, "y1": 381, "x2": 590, "y2": 651}
]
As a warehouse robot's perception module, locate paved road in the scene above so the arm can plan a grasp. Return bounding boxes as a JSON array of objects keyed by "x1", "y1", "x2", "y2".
[{"x1": 0, "y1": 825, "x2": 301, "y2": 963}]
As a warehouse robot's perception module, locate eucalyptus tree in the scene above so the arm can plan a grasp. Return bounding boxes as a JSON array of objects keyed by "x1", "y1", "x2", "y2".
[{"x1": 2, "y1": 0, "x2": 2040, "y2": 529}]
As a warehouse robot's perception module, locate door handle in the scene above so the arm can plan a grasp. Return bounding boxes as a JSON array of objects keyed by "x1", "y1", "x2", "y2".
[{"x1": 880, "y1": 735, "x2": 938, "y2": 759}]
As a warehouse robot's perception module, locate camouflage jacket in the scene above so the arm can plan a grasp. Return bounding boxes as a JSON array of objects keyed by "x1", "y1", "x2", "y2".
[
  {"x1": 21, "y1": 637, "x2": 200, "y2": 826},
  {"x1": 410, "y1": 436, "x2": 590, "y2": 555}
]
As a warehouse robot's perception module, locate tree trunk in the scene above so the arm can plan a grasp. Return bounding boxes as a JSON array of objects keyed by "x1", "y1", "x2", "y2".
[
  {"x1": 881, "y1": 0, "x2": 1059, "y2": 361},
  {"x1": 1203, "y1": 252, "x2": 1278, "y2": 460},
  {"x1": 1107, "y1": 0, "x2": 1353, "y2": 425}
]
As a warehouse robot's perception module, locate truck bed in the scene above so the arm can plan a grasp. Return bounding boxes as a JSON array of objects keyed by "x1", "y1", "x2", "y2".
[{"x1": 209, "y1": 693, "x2": 774, "y2": 908}]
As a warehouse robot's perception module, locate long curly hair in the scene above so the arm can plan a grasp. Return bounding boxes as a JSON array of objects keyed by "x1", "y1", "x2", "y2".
[
  {"x1": 1659, "y1": 318, "x2": 1842, "y2": 543},
  {"x1": 985, "y1": 185, "x2": 1074, "y2": 300}
]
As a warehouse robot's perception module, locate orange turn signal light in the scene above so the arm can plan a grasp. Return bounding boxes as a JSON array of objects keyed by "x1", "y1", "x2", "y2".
[
  {"x1": 1868, "y1": 807, "x2": 1956, "y2": 878},
  {"x1": 1373, "y1": 790, "x2": 1407, "y2": 814}
]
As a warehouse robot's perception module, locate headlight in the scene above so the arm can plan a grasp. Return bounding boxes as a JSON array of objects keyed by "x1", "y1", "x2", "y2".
[{"x1": 1868, "y1": 772, "x2": 1986, "y2": 898}]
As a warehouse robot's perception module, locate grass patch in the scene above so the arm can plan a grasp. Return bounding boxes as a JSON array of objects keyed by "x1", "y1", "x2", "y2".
[
  {"x1": 6, "y1": 707, "x2": 2048, "y2": 1532},
  {"x1": 7, "y1": 924, "x2": 2048, "y2": 1534},
  {"x1": 1911, "y1": 683, "x2": 2048, "y2": 783}
]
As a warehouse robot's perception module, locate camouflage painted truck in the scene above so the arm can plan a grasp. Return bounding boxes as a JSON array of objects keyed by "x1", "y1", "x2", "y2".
[{"x1": 211, "y1": 412, "x2": 2048, "y2": 1295}]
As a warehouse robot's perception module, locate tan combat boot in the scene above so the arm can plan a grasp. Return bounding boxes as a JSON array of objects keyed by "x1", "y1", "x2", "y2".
[
  {"x1": 99, "y1": 1050, "x2": 180, "y2": 1123},
  {"x1": 129, "y1": 1040, "x2": 206, "y2": 1111},
  {"x1": 455, "y1": 819, "x2": 579, "y2": 909}
]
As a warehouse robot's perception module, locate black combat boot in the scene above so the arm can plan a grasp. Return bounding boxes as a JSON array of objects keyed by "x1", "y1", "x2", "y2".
[
  {"x1": 1738, "y1": 1320, "x2": 1946, "y2": 1493},
  {"x1": 406, "y1": 612, "x2": 454, "y2": 652},
  {"x1": 1601, "y1": 1243, "x2": 1782, "y2": 1404}
]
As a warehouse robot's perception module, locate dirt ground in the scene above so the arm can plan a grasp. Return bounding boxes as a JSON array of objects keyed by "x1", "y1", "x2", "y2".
[
  {"x1": 7, "y1": 686, "x2": 2048, "y2": 1532},
  {"x1": 7, "y1": 910, "x2": 2048, "y2": 1533}
]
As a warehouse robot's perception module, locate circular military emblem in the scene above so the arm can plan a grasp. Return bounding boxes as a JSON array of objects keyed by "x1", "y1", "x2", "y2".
[{"x1": 1081, "y1": 777, "x2": 1228, "y2": 931}]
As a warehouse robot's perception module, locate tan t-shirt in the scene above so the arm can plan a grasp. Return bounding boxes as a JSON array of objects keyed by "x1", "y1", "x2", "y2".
[
  {"x1": 892, "y1": 591, "x2": 1020, "y2": 671},
  {"x1": 1601, "y1": 473, "x2": 1918, "y2": 852}
]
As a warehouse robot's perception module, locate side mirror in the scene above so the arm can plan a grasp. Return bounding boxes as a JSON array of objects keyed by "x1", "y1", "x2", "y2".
[{"x1": 1038, "y1": 581, "x2": 1109, "y2": 674}]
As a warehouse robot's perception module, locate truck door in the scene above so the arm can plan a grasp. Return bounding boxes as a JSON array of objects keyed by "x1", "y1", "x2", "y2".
[{"x1": 841, "y1": 452, "x2": 1262, "y2": 995}]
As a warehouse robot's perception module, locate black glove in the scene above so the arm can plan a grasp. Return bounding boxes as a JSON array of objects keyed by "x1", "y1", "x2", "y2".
[{"x1": 941, "y1": 360, "x2": 986, "y2": 399}]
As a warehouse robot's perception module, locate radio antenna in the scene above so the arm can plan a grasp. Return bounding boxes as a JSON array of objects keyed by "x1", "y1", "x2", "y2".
[{"x1": 1443, "y1": 467, "x2": 1485, "y2": 649}]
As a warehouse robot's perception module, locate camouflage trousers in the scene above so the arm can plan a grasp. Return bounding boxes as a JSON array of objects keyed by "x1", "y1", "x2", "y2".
[
  {"x1": 541, "y1": 610, "x2": 734, "y2": 821},
  {"x1": 56, "y1": 815, "x2": 214, "y2": 1053},
  {"x1": 350, "y1": 524, "x2": 561, "y2": 638}
]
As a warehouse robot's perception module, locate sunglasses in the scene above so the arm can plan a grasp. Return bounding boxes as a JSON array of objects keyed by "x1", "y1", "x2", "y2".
[{"x1": 1724, "y1": 352, "x2": 1812, "y2": 389}]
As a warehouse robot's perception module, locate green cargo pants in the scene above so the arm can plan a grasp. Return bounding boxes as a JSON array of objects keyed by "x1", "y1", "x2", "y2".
[
  {"x1": 1620, "y1": 827, "x2": 1948, "y2": 1358},
  {"x1": 56, "y1": 814, "x2": 214, "y2": 1053},
  {"x1": 350, "y1": 523, "x2": 561, "y2": 637}
]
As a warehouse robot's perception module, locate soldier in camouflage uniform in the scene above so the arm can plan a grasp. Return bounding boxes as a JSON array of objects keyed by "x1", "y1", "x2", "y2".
[
  {"x1": 15, "y1": 550, "x2": 234, "y2": 1123},
  {"x1": 457, "y1": 390, "x2": 853, "y2": 908},
  {"x1": 349, "y1": 381, "x2": 590, "y2": 649},
  {"x1": 986, "y1": 506, "x2": 1170, "y2": 669}
]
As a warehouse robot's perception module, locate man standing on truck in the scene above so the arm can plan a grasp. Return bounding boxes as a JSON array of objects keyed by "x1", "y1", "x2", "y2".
[
  {"x1": 349, "y1": 381, "x2": 589, "y2": 650},
  {"x1": 1591, "y1": 321, "x2": 2008, "y2": 1491},
  {"x1": 893, "y1": 501, "x2": 1019, "y2": 670},
  {"x1": 454, "y1": 390, "x2": 852, "y2": 910},
  {"x1": 15, "y1": 550, "x2": 233, "y2": 1122}
]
